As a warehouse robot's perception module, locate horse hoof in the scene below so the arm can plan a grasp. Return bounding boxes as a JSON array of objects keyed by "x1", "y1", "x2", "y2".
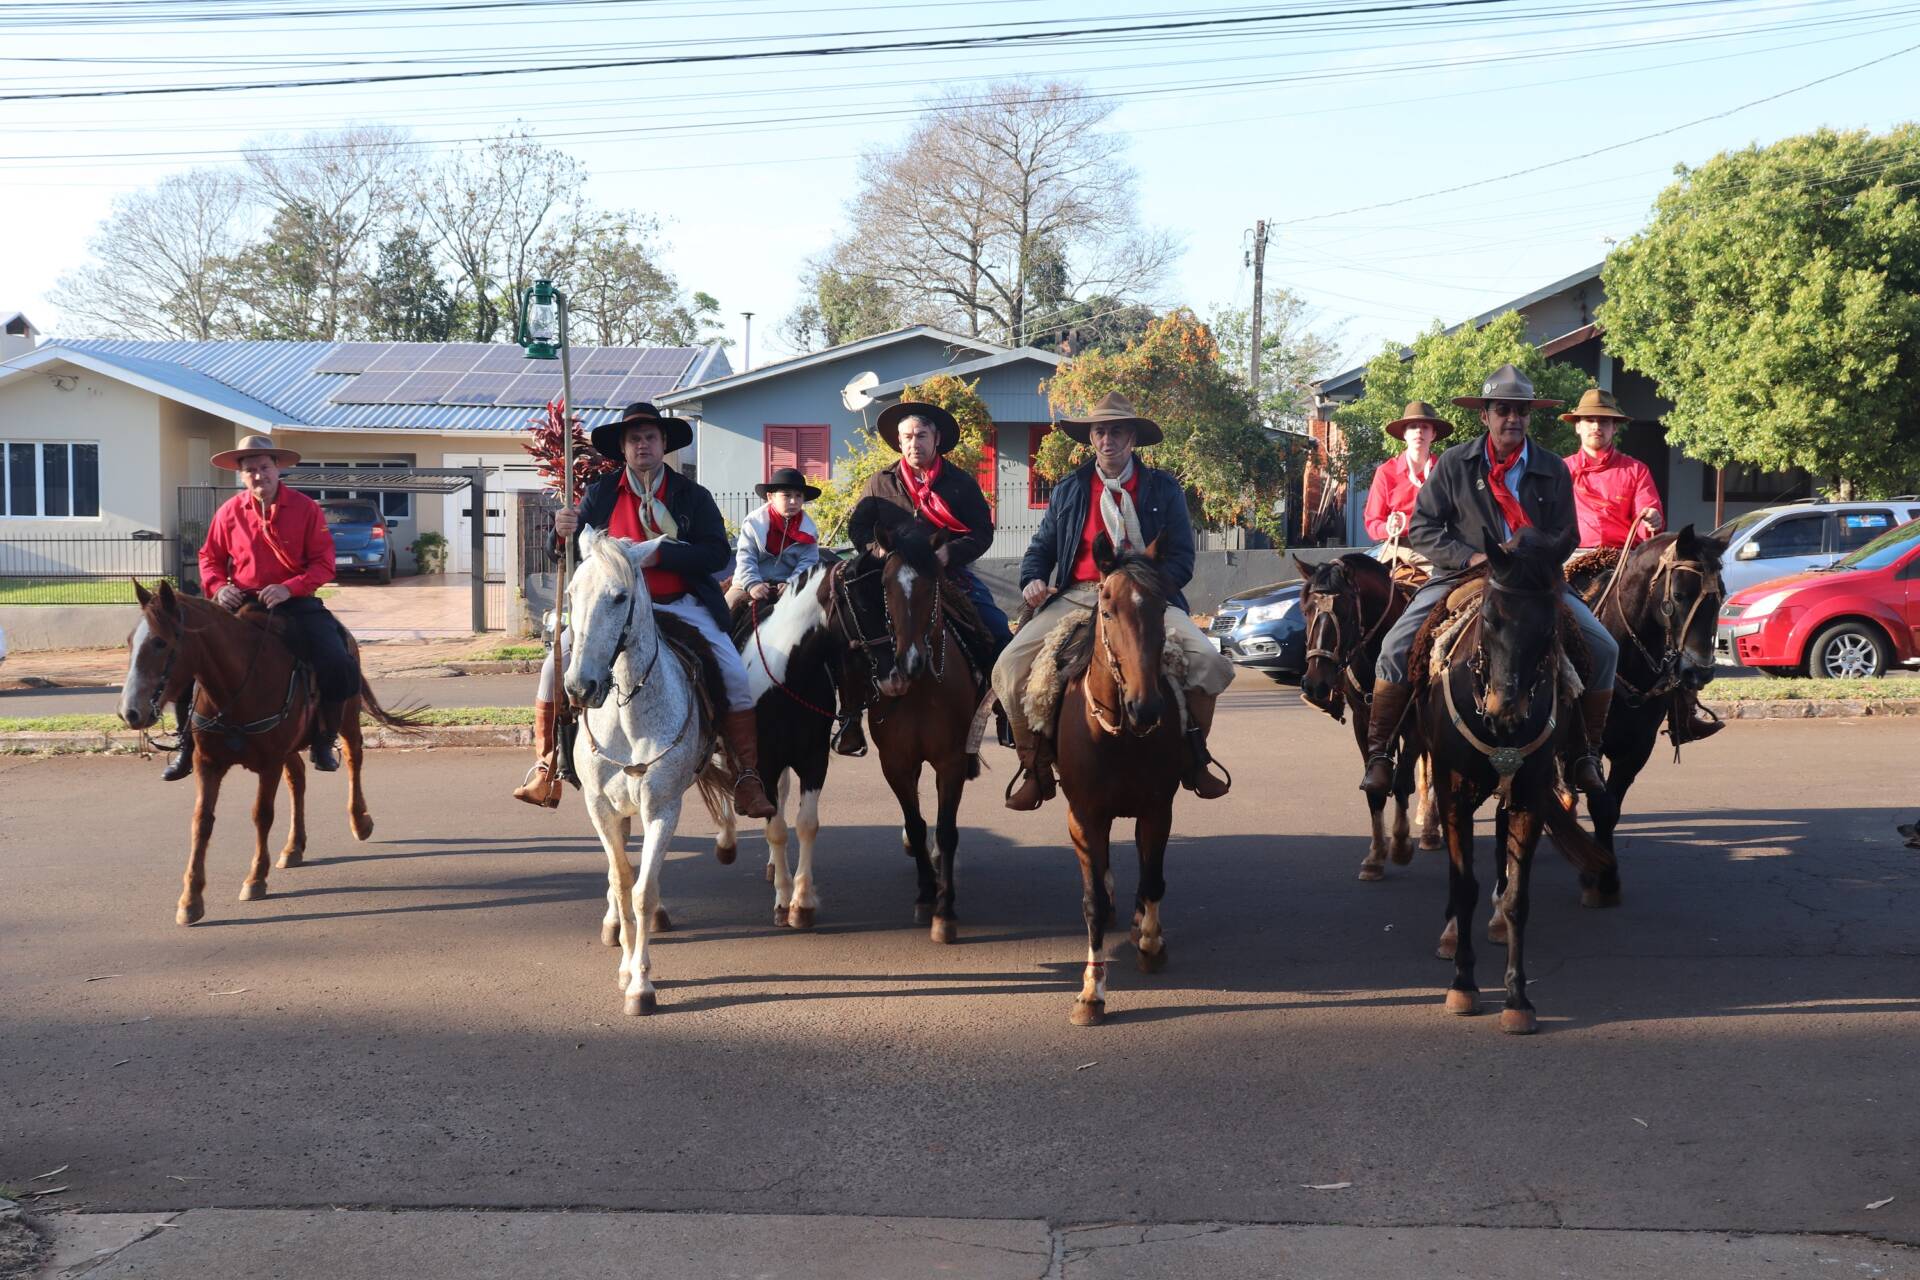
[
  {"x1": 1389, "y1": 841, "x2": 1414, "y2": 867},
  {"x1": 1581, "y1": 888, "x2": 1622, "y2": 909},
  {"x1": 1357, "y1": 862, "x2": 1386, "y2": 882},
  {"x1": 623, "y1": 992, "x2": 658, "y2": 1017},
  {"x1": 714, "y1": 842, "x2": 737, "y2": 866},
  {"x1": 789, "y1": 906, "x2": 816, "y2": 931},
  {"x1": 1419, "y1": 833, "x2": 1444, "y2": 852},
  {"x1": 652, "y1": 908, "x2": 673, "y2": 933},
  {"x1": 1435, "y1": 938, "x2": 1457, "y2": 961},
  {"x1": 238, "y1": 883, "x2": 266, "y2": 902},
  {"x1": 351, "y1": 814, "x2": 374, "y2": 842},
  {"x1": 1137, "y1": 943, "x2": 1168, "y2": 974},
  {"x1": 1445, "y1": 988, "x2": 1480, "y2": 1016},
  {"x1": 276, "y1": 850, "x2": 303, "y2": 870},
  {"x1": 1487, "y1": 915, "x2": 1509, "y2": 945},
  {"x1": 1069, "y1": 1000, "x2": 1106, "y2": 1027},
  {"x1": 929, "y1": 916, "x2": 956, "y2": 945},
  {"x1": 763, "y1": 862, "x2": 774, "y2": 883},
  {"x1": 913, "y1": 902, "x2": 934, "y2": 925},
  {"x1": 176, "y1": 903, "x2": 204, "y2": 927},
  {"x1": 1499, "y1": 1008, "x2": 1538, "y2": 1036}
]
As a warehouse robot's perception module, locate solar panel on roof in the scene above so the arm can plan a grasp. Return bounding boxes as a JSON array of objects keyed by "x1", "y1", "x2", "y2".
[
  {"x1": 498, "y1": 371, "x2": 565, "y2": 406},
  {"x1": 367, "y1": 343, "x2": 439, "y2": 372},
  {"x1": 577, "y1": 348, "x2": 643, "y2": 376},
  {"x1": 634, "y1": 349, "x2": 693, "y2": 377},
  {"x1": 312, "y1": 343, "x2": 389, "y2": 375},
  {"x1": 611, "y1": 375, "x2": 680, "y2": 404},
  {"x1": 474, "y1": 345, "x2": 531, "y2": 372},
  {"x1": 568, "y1": 375, "x2": 626, "y2": 408},
  {"x1": 443, "y1": 373, "x2": 517, "y2": 405},
  {"x1": 422, "y1": 344, "x2": 492, "y2": 372},
  {"x1": 330, "y1": 372, "x2": 414, "y2": 404},
  {"x1": 392, "y1": 370, "x2": 465, "y2": 403}
]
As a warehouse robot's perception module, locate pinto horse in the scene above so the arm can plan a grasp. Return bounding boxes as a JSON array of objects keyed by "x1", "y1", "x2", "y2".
[
  {"x1": 118, "y1": 581, "x2": 416, "y2": 925},
  {"x1": 1054, "y1": 533, "x2": 1185, "y2": 1027},
  {"x1": 835, "y1": 519, "x2": 982, "y2": 944},
  {"x1": 1295, "y1": 553, "x2": 1440, "y2": 880},
  {"x1": 1418, "y1": 530, "x2": 1617, "y2": 1034}
]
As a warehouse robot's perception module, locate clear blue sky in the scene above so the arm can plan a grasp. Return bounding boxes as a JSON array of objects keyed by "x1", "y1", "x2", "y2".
[{"x1": 3, "y1": 0, "x2": 1914, "y2": 374}]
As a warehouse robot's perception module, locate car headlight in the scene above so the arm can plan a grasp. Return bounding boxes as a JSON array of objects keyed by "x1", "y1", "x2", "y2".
[
  {"x1": 1243, "y1": 599, "x2": 1296, "y2": 625},
  {"x1": 1742, "y1": 589, "x2": 1793, "y2": 620}
]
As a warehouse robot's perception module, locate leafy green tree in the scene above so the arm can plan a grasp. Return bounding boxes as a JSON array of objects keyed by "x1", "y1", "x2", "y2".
[
  {"x1": 365, "y1": 228, "x2": 456, "y2": 341},
  {"x1": 809, "y1": 374, "x2": 992, "y2": 543},
  {"x1": 1333, "y1": 310, "x2": 1585, "y2": 478},
  {"x1": 1211, "y1": 286, "x2": 1344, "y2": 427},
  {"x1": 225, "y1": 201, "x2": 330, "y2": 339},
  {"x1": 781, "y1": 259, "x2": 906, "y2": 352},
  {"x1": 1601, "y1": 126, "x2": 1920, "y2": 497}
]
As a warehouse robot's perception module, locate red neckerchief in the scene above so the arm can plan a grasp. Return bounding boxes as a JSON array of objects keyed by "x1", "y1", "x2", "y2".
[
  {"x1": 1572, "y1": 448, "x2": 1621, "y2": 511},
  {"x1": 1484, "y1": 437, "x2": 1532, "y2": 533},
  {"x1": 897, "y1": 458, "x2": 970, "y2": 535},
  {"x1": 766, "y1": 508, "x2": 815, "y2": 555},
  {"x1": 251, "y1": 492, "x2": 305, "y2": 578},
  {"x1": 607, "y1": 469, "x2": 668, "y2": 541}
]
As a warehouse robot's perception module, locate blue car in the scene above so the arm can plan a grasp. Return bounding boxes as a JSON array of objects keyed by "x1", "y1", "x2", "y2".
[
  {"x1": 319, "y1": 499, "x2": 395, "y2": 584},
  {"x1": 1207, "y1": 579, "x2": 1307, "y2": 684}
]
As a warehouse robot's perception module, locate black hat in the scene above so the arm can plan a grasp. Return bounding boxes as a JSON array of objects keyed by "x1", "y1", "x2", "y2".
[
  {"x1": 755, "y1": 466, "x2": 822, "y2": 500},
  {"x1": 875, "y1": 401, "x2": 960, "y2": 454},
  {"x1": 590, "y1": 402, "x2": 693, "y2": 461}
]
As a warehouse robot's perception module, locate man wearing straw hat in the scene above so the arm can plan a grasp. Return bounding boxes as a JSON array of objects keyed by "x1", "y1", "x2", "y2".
[
  {"x1": 992, "y1": 392, "x2": 1235, "y2": 811},
  {"x1": 1363, "y1": 400, "x2": 1450, "y2": 566},
  {"x1": 1358, "y1": 365, "x2": 1619, "y2": 799},
  {"x1": 159, "y1": 434, "x2": 358, "y2": 780}
]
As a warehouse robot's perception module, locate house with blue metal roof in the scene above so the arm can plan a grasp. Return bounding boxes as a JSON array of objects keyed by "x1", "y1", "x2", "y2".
[{"x1": 0, "y1": 332, "x2": 726, "y2": 575}]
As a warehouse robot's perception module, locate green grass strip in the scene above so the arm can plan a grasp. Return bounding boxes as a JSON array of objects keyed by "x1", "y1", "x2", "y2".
[
  {"x1": 1711, "y1": 676, "x2": 1919, "y2": 701},
  {"x1": 0, "y1": 706, "x2": 534, "y2": 734}
]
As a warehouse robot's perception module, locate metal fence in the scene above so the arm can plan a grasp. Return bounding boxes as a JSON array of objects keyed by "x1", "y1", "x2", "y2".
[{"x1": 0, "y1": 534, "x2": 177, "y2": 604}]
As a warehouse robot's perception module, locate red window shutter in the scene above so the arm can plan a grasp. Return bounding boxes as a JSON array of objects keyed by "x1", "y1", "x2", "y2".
[
  {"x1": 798, "y1": 426, "x2": 830, "y2": 482},
  {"x1": 764, "y1": 426, "x2": 797, "y2": 480},
  {"x1": 974, "y1": 424, "x2": 997, "y2": 515},
  {"x1": 1027, "y1": 425, "x2": 1055, "y2": 508}
]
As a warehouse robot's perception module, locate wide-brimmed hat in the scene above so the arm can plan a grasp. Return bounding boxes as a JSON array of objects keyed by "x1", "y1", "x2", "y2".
[
  {"x1": 211, "y1": 434, "x2": 300, "y2": 471},
  {"x1": 1384, "y1": 400, "x2": 1455, "y2": 442},
  {"x1": 1451, "y1": 363, "x2": 1563, "y2": 411},
  {"x1": 590, "y1": 401, "x2": 693, "y2": 461},
  {"x1": 1056, "y1": 391, "x2": 1164, "y2": 446},
  {"x1": 1559, "y1": 387, "x2": 1632, "y2": 424},
  {"x1": 755, "y1": 466, "x2": 822, "y2": 500},
  {"x1": 875, "y1": 401, "x2": 960, "y2": 454}
]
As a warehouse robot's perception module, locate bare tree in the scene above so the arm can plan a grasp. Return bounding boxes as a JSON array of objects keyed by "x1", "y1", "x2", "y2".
[
  {"x1": 836, "y1": 80, "x2": 1175, "y2": 342},
  {"x1": 562, "y1": 213, "x2": 721, "y2": 347},
  {"x1": 409, "y1": 130, "x2": 586, "y2": 342},
  {"x1": 56, "y1": 168, "x2": 247, "y2": 340}
]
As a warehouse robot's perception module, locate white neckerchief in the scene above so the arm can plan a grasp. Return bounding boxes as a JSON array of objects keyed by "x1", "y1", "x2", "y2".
[
  {"x1": 626, "y1": 465, "x2": 678, "y2": 540},
  {"x1": 1096, "y1": 458, "x2": 1144, "y2": 551},
  {"x1": 1405, "y1": 453, "x2": 1434, "y2": 489}
]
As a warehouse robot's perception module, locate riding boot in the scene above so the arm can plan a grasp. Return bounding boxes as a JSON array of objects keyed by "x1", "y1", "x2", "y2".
[
  {"x1": 833, "y1": 663, "x2": 868, "y2": 757},
  {"x1": 1670, "y1": 687, "x2": 1724, "y2": 744},
  {"x1": 308, "y1": 700, "x2": 343, "y2": 772},
  {"x1": 1571, "y1": 688, "x2": 1611, "y2": 794},
  {"x1": 512, "y1": 699, "x2": 564, "y2": 808},
  {"x1": 1180, "y1": 690, "x2": 1231, "y2": 799},
  {"x1": 159, "y1": 692, "x2": 195, "y2": 781},
  {"x1": 724, "y1": 708, "x2": 777, "y2": 819},
  {"x1": 1359, "y1": 679, "x2": 1413, "y2": 797},
  {"x1": 1004, "y1": 720, "x2": 1056, "y2": 811}
]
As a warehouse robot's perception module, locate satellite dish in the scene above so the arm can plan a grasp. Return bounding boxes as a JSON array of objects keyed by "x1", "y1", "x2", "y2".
[{"x1": 840, "y1": 370, "x2": 880, "y2": 412}]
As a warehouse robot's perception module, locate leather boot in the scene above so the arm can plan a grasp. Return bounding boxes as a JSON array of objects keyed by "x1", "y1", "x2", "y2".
[
  {"x1": 1181, "y1": 690, "x2": 1231, "y2": 799},
  {"x1": 1359, "y1": 679, "x2": 1413, "y2": 797},
  {"x1": 1670, "y1": 687, "x2": 1724, "y2": 744},
  {"x1": 512, "y1": 699, "x2": 563, "y2": 808},
  {"x1": 1571, "y1": 688, "x2": 1611, "y2": 794},
  {"x1": 724, "y1": 709, "x2": 777, "y2": 819},
  {"x1": 1004, "y1": 720, "x2": 1056, "y2": 811},
  {"x1": 308, "y1": 701, "x2": 342, "y2": 772},
  {"x1": 160, "y1": 693, "x2": 194, "y2": 781},
  {"x1": 833, "y1": 671, "x2": 868, "y2": 757}
]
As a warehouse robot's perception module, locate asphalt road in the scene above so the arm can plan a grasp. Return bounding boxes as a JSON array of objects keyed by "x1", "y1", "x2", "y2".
[
  {"x1": 2, "y1": 691, "x2": 1916, "y2": 1242},
  {"x1": 0, "y1": 672, "x2": 534, "y2": 719}
]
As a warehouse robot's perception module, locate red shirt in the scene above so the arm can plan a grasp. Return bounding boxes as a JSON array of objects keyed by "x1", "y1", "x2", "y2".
[
  {"x1": 199, "y1": 485, "x2": 335, "y2": 598},
  {"x1": 1565, "y1": 448, "x2": 1663, "y2": 548},
  {"x1": 606, "y1": 468, "x2": 688, "y2": 601},
  {"x1": 1071, "y1": 468, "x2": 1141, "y2": 583},
  {"x1": 1363, "y1": 453, "x2": 1435, "y2": 541}
]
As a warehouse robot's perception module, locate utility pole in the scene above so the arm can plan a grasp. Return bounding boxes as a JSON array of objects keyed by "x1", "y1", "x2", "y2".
[
  {"x1": 1247, "y1": 219, "x2": 1270, "y2": 394},
  {"x1": 740, "y1": 311, "x2": 754, "y2": 370}
]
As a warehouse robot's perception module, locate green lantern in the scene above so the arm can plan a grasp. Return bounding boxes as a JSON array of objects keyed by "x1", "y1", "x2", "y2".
[{"x1": 517, "y1": 278, "x2": 560, "y2": 360}]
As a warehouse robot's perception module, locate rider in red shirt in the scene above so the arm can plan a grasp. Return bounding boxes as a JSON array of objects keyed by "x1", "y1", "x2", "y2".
[{"x1": 1364, "y1": 401, "x2": 1450, "y2": 546}]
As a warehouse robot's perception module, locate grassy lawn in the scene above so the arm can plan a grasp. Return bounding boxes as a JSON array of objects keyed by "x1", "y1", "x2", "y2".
[
  {"x1": 1710, "y1": 676, "x2": 1920, "y2": 701},
  {"x1": 0, "y1": 580, "x2": 336, "y2": 605},
  {"x1": 461, "y1": 644, "x2": 545, "y2": 662},
  {"x1": 0, "y1": 706, "x2": 533, "y2": 734}
]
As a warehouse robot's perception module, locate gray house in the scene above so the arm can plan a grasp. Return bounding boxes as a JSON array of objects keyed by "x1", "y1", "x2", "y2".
[{"x1": 659, "y1": 326, "x2": 1064, "y2": 557}]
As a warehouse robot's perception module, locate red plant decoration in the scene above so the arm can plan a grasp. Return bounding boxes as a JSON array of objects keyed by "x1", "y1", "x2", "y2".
[{"x1": 523, "y1": 398, "x2": 617, "y2": 496}]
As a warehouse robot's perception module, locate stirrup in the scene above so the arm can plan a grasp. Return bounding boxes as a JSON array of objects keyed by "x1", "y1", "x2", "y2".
[{"x1": 831, "y1": 716, "x2": 868, "y2": 757}]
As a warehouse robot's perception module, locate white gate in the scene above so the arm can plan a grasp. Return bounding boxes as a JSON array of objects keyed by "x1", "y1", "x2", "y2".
[{"x1": 442, "y1": 453, "x2": 545, "y2": 577}]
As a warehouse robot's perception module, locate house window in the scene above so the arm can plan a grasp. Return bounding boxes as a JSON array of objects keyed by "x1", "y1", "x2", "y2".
[
  {"x1": 301, "y1": 460, "x2": 411, "y2": 519},
  {"x1": 2, "y1": 440, "x2": 100, "y2": 518},
  {"x1": 764, "y1": 425, "x2": 830, "y2": 485},
  {"x1": 1027, "y1": 425, "x2": 1055, "y2": 509}
]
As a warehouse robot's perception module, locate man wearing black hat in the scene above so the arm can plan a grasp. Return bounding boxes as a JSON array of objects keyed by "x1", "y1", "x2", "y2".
[
  {"x1": 1358, "y1": 365, "x2": 1619, "y2": 799},
  {"x1": 838, "y1": 400, "x2": 1009, "y2": 756},
  {"x1": 514, "y1": 402, "x2": 776, "y2": 819}
]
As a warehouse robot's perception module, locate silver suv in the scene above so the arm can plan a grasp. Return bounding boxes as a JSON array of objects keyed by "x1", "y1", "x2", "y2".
[{"x1": 1711, "y1": 499, "x2": 1920, "y2": 595}]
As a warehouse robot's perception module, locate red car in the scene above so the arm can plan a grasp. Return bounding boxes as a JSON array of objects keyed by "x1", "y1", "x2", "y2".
[{"x1": 1717, "y1": 517, "x2": 1920, "y2": 678}]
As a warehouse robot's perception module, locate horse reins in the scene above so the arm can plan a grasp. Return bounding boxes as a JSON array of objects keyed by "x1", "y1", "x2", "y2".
[
  {"x1": 1086, "y1": 602, "x2": 1159, "y2": 739},
  {"x1": 1602, "y1": 544, "x2": 1722, "y2": 706},
  {"x1": 1303, "y1": 572, "x2": 1399, "y2": 705},
  {"x1": 751, "y1": 587, "x2": 835, "y2": 721},
  {"x1": 1442, "y1": 584, "x2": 1563, "y2": 802},
  {"x1": 574, "y1": 587, "x2": 699, "y2": 778}
]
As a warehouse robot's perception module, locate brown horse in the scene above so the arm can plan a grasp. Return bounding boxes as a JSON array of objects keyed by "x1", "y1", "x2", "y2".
[
  {"x1": 1053, "y1": 533, "x2": 1185, "y2": 1027},
  {"x1": 118, "y1": 581, "x2": 418, "y2": 925},
  {"x1": 835, "y1": 520, "x2": 983, "y2": 944}
]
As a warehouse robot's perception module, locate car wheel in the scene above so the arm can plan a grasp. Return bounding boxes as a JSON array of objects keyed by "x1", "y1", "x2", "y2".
[
  {"x1": 376, "y1": 554, "x2": 393, "y2": 585},
  {"x1": 1806, "y1": 621, "x2": 1889, "y2": 679}
]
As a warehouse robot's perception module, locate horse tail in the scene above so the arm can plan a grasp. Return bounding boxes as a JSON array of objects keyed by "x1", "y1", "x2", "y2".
[
  {"x1": 1536, "y1": 783, "x2": 1615, "y2": 876},
  {"x1": 965, "y1": 751, "x2": 982, "y2": 782},
  {"x1": 695, "y1": 759, "x2": 733, "y2": 828},
  {"x1": 356, "y1": 676, "x2": 430, "y2": 733}
]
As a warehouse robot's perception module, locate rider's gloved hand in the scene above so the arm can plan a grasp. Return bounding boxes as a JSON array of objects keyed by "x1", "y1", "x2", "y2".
[
  {"x1": 216, "y1": 584, "x2": 248, "y2": 610},
  {"x1": 258, "y1": 583, "x2": 292, "y2": 608}
]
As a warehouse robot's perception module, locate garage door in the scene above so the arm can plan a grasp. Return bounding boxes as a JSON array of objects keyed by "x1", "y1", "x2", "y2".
[{"x1": 443, "y1": 453, "x2": 547, "y2": 578}]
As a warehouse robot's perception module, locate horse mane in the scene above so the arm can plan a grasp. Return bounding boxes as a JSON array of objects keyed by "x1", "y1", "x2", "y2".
[
  {"x1": 878, "y1": 517, "x2": 943, "y2": 577},
  {"x1": 1101, "y1": 546, "x2": 1170, "y2": 615},
  {"x1": 1307, "y1": 553, "x2": 1390, "y2": 595},
  {"x1": 589, "y1": 531, "x2": 638, "y2": 590},
  {"x1": 1491, "y1": 527, "x2": 1569, "y2": 593}
]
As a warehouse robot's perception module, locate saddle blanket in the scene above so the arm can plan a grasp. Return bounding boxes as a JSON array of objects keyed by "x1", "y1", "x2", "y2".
[{"x1": 1020, "y1": 607, "x2": 1190, "y2": 740}]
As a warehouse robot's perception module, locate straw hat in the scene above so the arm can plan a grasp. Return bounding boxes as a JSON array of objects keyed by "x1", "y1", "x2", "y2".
[{"x1": 210, "y1": 434, "x2": 300, "y2": 471}]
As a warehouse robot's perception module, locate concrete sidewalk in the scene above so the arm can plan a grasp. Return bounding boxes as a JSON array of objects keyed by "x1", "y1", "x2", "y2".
[{"x1": 16, "y1": 1208, "x2": 1916, "y2": 1279}]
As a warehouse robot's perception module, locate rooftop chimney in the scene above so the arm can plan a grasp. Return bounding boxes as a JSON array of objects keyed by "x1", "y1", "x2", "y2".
[{"x1": 1, "y1": 313, "x2": 41, "y2": 362}]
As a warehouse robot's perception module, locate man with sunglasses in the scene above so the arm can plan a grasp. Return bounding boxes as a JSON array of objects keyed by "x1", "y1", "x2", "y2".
[{"x1": 1358, "y1": 364, "x2": 1619, "y2": 798}]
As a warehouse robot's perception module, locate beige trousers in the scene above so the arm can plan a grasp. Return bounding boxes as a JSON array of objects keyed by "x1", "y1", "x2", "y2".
[{"x1": 991, "y1": 582, "x2": 1237, "y2": 737}]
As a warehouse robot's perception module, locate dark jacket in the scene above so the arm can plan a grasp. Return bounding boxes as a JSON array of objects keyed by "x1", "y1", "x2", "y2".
[
  {"x1": 848, "y1": 460, "x2": 995, "y2": 570},
  {"x1": 572, "y1": 464, "x2": 731, "y2": 632},
  {"x1": 1410, "y1": 436, "x2": 1578, "y2": 583},
  {"x1": 1019, "y1": 461, "x2": 1196, "y2": 611}
]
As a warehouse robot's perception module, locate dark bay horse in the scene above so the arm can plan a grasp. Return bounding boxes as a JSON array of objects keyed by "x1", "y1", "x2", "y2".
[
  {"x1": 118, "y1": 581, "x2": 419, "y2": 925},
  {"x1": 1417, "y1": 531, "x2": 1617, "y2": 1034},
  {"x1": 837, "y1": 520, "x2": 983, "y2": 944},
  {"x1": 1054, "y1": 533, "x2": 1185, "y2": 1027},
  {"x1": 1296, "y1": 553, "x2": 1440, "y2": 880},
  {"x1": 1566, "y1": 526, "x2": 1727, "y2": 905}
]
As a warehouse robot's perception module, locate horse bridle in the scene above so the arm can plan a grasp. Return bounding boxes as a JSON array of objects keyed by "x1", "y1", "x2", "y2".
[
  {"x1": 1302, "y1": 574, "x2": 1395, "y2": 705},
  {"x1": 1605, "y1": 547, "x2": 1722, "y2": 704},
  {"x1": 147, "y1": 599, "x2": 303, "y2": 748},
  {"x1": 1086, "y1": 593, "x2": 1158, "y2": 739},
  {"x1": 1444, "y1": 577, "x2": 1563, "y2": 801},
  {"x1": 572, "y1": 582, "x2": 697, "y2": 777},
  {"x1": 832, "y1": 556, "x2": 947, "y2": 699}
]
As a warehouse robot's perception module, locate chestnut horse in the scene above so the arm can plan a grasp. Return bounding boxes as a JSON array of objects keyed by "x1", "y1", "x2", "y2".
[
  {"x1": 835, "y1": 520, "x2": 982, "y2": 943},
  {"x1": 118, "y1": 581, "x2": 418, "y2": 925},
  {"x1": 1054, "y1": 533, "x2": 1184, "y2": 1027},
  {"x1": 1418, "y1": 530, "x2": 1616, "y2": 1034}
]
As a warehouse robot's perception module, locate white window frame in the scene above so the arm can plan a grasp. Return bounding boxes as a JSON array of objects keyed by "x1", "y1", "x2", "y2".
[{"x1": 2, "y1": 439, "x2": 102, "y2": 520}]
